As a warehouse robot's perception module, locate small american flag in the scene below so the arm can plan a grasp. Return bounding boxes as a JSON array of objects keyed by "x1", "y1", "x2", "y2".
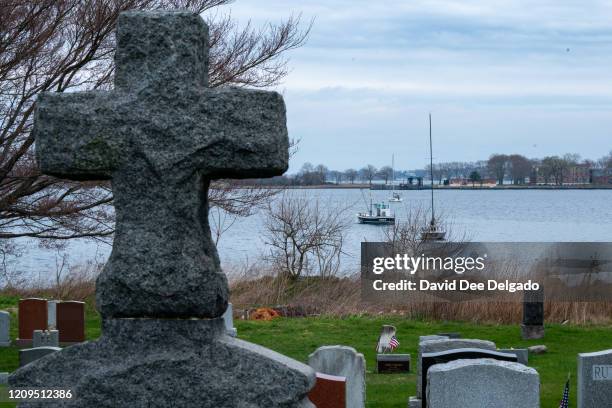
[
  {"x1": 388, "y1": 335, "x2": 400, "y2": 350},
  {"x1": 559, "y1": 376, "x2": 570, "y2": 408}
]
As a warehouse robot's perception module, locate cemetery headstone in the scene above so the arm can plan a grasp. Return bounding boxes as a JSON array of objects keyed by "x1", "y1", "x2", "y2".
[
  {"x1": 47, "y1": 300, "x2": 58, "y2": 329},
  {"x1": 521, "y1": 286, "x2": 544, "y2": 339},
  {"x1": 10, "y1": 11, "x2": 314, "y2": 407},
  {"x1": 0, "y1": 372, "x2": 7, "y2": 385},
  {"x1": 375, "y1": 325, "x2": 410, "y2": 374},
  {"x1": 376, "y1": 325, "x2": 396, "y2": 353},
  {"x1": 421, "y1": 348, "x2": 518, "y2": 408},
  {"x1": 498, "y1": 348, "x2": 528, "y2": 365},
  {"x1": 578, "y1": 349, "x2": 612, "y2": 408},
  {"x1": 56, "y1": 301, "x2": 85, "y2": 343},
  {"x1": 0, "y1": 311, "x2": 10, "y2": 346},
  {"x1": 32, "y1": 330, "x2": 59, "y2": 348},
  {"x1": 436, "y1": 332, "x2": 461, "y2": 339},
  {"x1": 308, "y1": 345, "x2": 366, "y2": 408},
  {"x1": 426, "y1": 359, "x2": 539, "y2": 408},
  {"x1": 17, "y1": 298, "x2": 47, "y2": 345},
  {"x1": 19, "y1": 346, "x2": 61, "y2": 367},
  {"x1": 222, "y1": 302, "x2": 237, "y2": 337},
  {"x1": 416, "y1": 338, "x2": 496, "y2": 399},
  {"x1": 377, "y1": 354, "x2": 411, "y2": 374},
  {"x1": 419, "y1": 335, "x2": 449, "y2": 343},
  {"x1": 308, "y1": 373, "x2": 346, "y2": 408}
]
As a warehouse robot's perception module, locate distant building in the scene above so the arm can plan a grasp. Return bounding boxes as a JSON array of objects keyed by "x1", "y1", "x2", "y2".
[
  {"x1": 565, "y1": 164, "x2": 591, "y2": 184},
  {"x1": 590, "y1": 168, "x2": 612, "y2": 185}
]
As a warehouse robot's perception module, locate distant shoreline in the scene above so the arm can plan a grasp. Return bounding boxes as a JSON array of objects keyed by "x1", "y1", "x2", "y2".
[{"x1": 245, "y1": 184, "x2": 612, "y2": 190}]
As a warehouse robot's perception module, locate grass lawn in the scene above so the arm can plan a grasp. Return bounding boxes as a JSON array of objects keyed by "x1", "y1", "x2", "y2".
[{"x1": 1, "y1": 296, "x2": 611, "y2": 407}]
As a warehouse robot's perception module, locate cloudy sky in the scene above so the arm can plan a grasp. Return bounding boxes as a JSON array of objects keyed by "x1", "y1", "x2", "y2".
[{"x1": 226, "y1": 0, "x2": 612, "y2": 172}]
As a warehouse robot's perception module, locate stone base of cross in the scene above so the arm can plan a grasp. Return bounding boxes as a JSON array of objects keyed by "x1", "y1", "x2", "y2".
[{"x1": 10, "y1": 11, "x2": 314, "y2": 407}]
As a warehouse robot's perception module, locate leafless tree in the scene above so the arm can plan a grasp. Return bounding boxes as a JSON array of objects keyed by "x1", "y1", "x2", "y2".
[
  {"x1": 344, "y1": 168, "x2": 357, "y2": 184},
  {"x1": 378, "y1": 165, "x2": 393, "y2": 184},
  {"x1": 507, "y1": 154, "x2": 532, "y2": 185},
  {"x1": 263, "y1": 192, "x2": 350, "y2": 280},
  {"x1": 0, "y1": 0, "x2": 311, "y2": 241},
  {"x1": 360, "y1": 165, "x2": 377, "y2": 186},
  {"x1": 487, "y1": 154, "x2": 509, "y2": 185}
]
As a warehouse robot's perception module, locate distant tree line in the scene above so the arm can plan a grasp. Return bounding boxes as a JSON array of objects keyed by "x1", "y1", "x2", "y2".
[{"x1": 247, "y1": 150, "x2": 612, "y2": 186}]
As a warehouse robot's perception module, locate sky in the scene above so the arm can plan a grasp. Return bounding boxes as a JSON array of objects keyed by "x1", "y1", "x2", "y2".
[{"x1": 224, "y1": 0, "x2": 612, "y2": 172}]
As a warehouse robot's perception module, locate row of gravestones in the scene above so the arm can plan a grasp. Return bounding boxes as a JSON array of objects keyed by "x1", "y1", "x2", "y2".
[{"x1": 304, "y1": 335, "x2": 612, "y2": 408}]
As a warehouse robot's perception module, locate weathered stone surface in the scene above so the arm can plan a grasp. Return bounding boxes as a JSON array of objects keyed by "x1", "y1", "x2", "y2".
[
  {"x1": 416, "y1": 339, "x2": 496, "y2": 399},
  {"x1": 0, "y1": 311, "x2": 10, "y2": 347},
  {"x1": 426, "y1": 359, "x2": 539, "y2": 408},
  {"x1": 308, "y1": 345, "x2": 366, "y2": 408},
  {"x1": 12, "y1": 319, "x2": 314, "y2": 407},
  {"x1": 19, "y1": 347, "x2": 61, "y2": 368},
  {"x1": 33, "y1": 11, "x2": 288, "y2": 319},
  {"x1": 578, "y1": 349, "x2": 612, "y2": 408},
  {"x1": 32, "y1": 330, "x2": 59, "y2": 348}
]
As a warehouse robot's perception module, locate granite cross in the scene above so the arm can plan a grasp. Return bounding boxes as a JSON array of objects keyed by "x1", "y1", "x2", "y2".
[{"x1": 34, "y1": 11, "x2": 289, "y2": 319}]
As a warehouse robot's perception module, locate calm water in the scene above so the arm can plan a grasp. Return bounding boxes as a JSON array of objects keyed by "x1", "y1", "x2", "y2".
[{"x1": 11, "y1": 189, "x2": 612, "y2": 280}]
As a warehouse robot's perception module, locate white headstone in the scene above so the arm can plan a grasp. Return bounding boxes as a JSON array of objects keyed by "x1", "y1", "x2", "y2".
[
  {"x1": 222, "y1": 303, "x2": 236, "y2": 337},
  {"x1": 427, "y1": 359, "x2": 539, "y2": 408},
  {"x1": 308, "y1": 345, "x2": 366, "y2": 408},
  {"x1": 0, "y1": 311, "x2": 10, "y2": 347},
  {"x1": 578, "y1": 349, "x2": 612, "y2": 408},
  {"x1": 47, "y1": 300, "x2": 58, "y2": 329},
  {"x1": 417, "y1": 338, "x2": 496, "y2": 399},
  {"x1": 32, "y1": 330, "x2": 59, "y2": 348}
]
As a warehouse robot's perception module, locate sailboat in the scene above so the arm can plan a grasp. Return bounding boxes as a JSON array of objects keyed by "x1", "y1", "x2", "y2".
[
  {"x1": 421, "y1": 113, "x2": 446, "y2": 241},
  {"x1": 388, "y1": 154, "x2": 402, "y2": 202}
]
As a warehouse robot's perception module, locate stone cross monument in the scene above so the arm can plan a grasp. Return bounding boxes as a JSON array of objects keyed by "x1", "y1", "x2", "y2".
[{"x1": 11, "y1": 11, "x2": 314, "y2": 407}]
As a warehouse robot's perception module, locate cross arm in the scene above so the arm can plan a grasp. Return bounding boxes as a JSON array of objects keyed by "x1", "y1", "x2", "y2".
[
  {"x1": 159, "y1": 87, "x2": 290, "y2": 179},
  {"x1": 34, "y1": 91, "x2": 126, "y2": 180}
]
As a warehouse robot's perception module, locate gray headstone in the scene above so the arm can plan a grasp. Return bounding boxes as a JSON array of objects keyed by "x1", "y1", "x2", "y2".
[
  {"x1": 0, "y1": 372, "x2": 7, "y2": 385},
  {"x1": 578, "y1": 349, "x2": 612, "y2": 408},
  {"x1": 32, "y1": 330, "x2": 59, "y2": 348},
  {"x1": 417, "y1": 339, "x2": 496, "y2": 399},
  {"x1": 498, "y1": 348, "x2": 528, "y2": 365},
  {"x1": 10, "y1": 11, "x2": 314, "y2": 407},
  {"x1": 427, "y1": 359, "x2": 539, "y2": 408},
  {"x1": 419, "y1": 335, "x2": 449, "y2": 344},
  {"x1": 47, "y1": 300, "x2": 58, "y2": 329},
  {"x1": 223, "y1": 303, "x2": 237, "y2": 337},
  {"x1": 19, "y1": 346, "x2": 61, "y2": 367},
  {"x1": 0, "y1": 311, "x2": 10, "y2": 347},
  {"x1": 308, "y1": 345, "x2": 366, "y2": 408}
]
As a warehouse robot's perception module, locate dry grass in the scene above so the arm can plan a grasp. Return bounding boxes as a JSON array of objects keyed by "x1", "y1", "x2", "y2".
[{"x1": 229, "y1": 272, "x2": 612, "y2": 325}]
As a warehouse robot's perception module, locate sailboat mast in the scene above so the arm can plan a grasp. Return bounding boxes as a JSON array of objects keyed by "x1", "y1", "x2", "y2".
[
  {"x1": 391, "y1": 154, "x2": 395, "y2": 193},
  {"x1": 429, "y1": 113, "x2": 435, "y2": 226}
]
